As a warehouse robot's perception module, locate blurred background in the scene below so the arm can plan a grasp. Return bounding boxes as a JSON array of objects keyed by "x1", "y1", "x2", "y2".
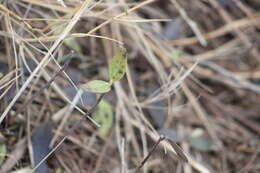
[{"x1": 0, "y1": 0, "x2": 259, "y2": 172}]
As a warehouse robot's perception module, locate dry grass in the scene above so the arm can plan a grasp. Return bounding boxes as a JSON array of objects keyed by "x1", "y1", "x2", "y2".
[{"x1": 0, "y1": 0, "x2": 259, "y2": 173}]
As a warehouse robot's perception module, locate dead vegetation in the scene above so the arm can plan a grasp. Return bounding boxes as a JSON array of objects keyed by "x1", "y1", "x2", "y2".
[{"x1": 0, "y1": 0, "x2": 259, "y2": 172}]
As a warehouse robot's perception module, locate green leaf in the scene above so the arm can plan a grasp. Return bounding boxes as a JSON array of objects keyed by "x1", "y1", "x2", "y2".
[
  {"x1": 109, "y1": 48, "x2": 127, "y2": 83},
  {"x1": 0, "y1": 144, "x2": 7, "y2": 164},
  {"x1": 93, "y1": 100, "x2": 113, "y2": 137},
  {"x1": 64, "y1": 37, "x2": 82, "y2": 53},
  {"x1": 188, "y1": 130, "x2": 215, "y2": 152},
  {"x1": 81, "y1": 80, "x2": 111, "y2": 93},
  {"x1": 55, "y1": 168, "x2": 62, "y2": 173},
  {"x1": 57, "y1": 52, "x2": 81, "y2": 63},
  {"x1": 52, "y1": 23, "x2": 81, "y2": 53},
  {"x1": 171, "y1": 50, "x2": 180, "y2": 61}
]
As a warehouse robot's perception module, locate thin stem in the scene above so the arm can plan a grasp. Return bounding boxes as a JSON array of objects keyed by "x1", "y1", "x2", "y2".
[{"x1": 135, "y1": 136, "x2": 166, "y2": 172}]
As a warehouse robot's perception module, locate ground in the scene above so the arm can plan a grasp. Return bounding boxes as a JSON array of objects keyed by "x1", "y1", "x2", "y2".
[{"x1": 0, "y1": 0, "x2": 259, "y2": 173}]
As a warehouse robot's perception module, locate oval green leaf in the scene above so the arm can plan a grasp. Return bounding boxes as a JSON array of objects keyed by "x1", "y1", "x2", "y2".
[
  {"x1": 109, "y1": 48, "x2": 127, "y2": 83},
  {"x1": 93, "y1": 100, "x2": 113, "y2": 137},
  {"x1": 188, "y1": 129, "x2": 216, "y2": 152},
  {"x1": 64, "y1": 37, "x2": 82, "y2": 53},
  {"x1": 81, "y1": 80, "x2": 111, "y2": 93},
  {"x1": 0, "y1": 144, "x2": 6, "y2": 165}
]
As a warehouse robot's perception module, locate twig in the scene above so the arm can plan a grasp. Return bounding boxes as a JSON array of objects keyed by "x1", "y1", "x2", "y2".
[
  {"x1": 50, "y1": 89, "x2": 83, "y2": 147},
  {"x1": 170, "y1": 0, "x2": 207, "y2": 46},
  {"x1": 200, "y1": 61, "x2": 260, "y2": 94},
  {"x1": 0, "y1": 138, "x2": 27, "y2": 173},
  {"x1": 238, "y1": 146, "x2": 260, "y2": 173},
  {"x1": 167, "y1": 139, "x2": 189, "y2": 163},
  {"x1": 68, "y1": 93, "x2": 104, "y2": 132},
  {"x1": 207, "y1": 0, "x2": 260, "y2": 60},
  {"x1": 170, "y1": 13, "x2": 260, "y2": 46},
  {"x1": 0, "y1": 0, "x2": 93, "y2": 124},
  {"x1": 135, "y1": 136, "x2": 165, "y2": 172},
  {"x1": 16, "y1": 60, "x2": 70, "y2": 116},
  {"x1": 31, "y1": 94, "x2": 104, "y2": 172}
]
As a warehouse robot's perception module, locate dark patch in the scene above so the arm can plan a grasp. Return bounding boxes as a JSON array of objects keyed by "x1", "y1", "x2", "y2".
[{"x1": 31, "y1": 122, "x2": 53, "y2": 173}]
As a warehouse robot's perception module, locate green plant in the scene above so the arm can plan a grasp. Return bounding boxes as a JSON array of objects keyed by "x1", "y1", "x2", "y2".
[
  {"x1": 80, "y1": 48, "x2": 127, "y2": 136},
  {"x1": 81, "y1": 48, "x2": 127, "y2": 93}
]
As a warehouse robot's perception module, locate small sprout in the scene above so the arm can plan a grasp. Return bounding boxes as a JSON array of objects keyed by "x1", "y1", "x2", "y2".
[
  {"x1": 81, "y1": 48, "x2": 127, "y2": 94},
  {"x1": 81, "y1": 80, "x2": 111, "y2": 93},
  {"x1": 109, "y1": 48, "x2": 127, "y2": 84}
]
